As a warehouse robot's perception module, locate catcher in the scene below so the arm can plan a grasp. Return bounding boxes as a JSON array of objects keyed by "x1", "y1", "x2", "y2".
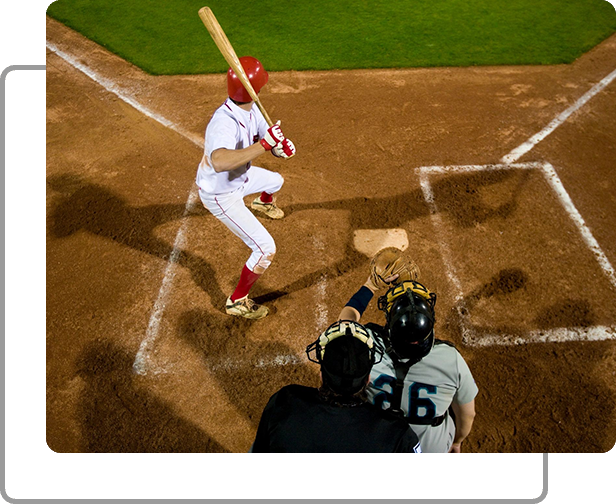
[{"x1": 337, "y1": 247, "x2": 478, "y2": 453}]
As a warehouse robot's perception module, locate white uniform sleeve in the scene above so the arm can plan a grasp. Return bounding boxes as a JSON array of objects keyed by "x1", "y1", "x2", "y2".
[
  {"x1": 454, "y1": 352, "x2": 478, "y2": 405},
  {"x1": 205, "y1": 114, "x2": 240, "y2": 159}
]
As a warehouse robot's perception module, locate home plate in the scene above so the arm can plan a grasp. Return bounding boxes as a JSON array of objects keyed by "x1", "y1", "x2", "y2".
[{"x1": 353, "y1": 229, "x2": 409, "y2": 257}]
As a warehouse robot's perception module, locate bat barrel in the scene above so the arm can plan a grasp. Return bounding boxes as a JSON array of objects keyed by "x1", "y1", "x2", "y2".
[{"x1": 198, "y1": 7, "x2": 274, "y2": 126}]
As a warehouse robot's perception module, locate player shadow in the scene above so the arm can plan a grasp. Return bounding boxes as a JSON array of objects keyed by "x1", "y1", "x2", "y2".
[
  {"x1": 176, "y1": 309, "x2": 321, "y2": 435},
  {"x1": 444, "y1": 268, "x2": 530, "y2": 341},
  {"x1": 69, "y1": 339, "x2": 228, "y2": 452},
  {"x1": 443, "y1": 269, "x2": 614, "y2": 452},
  {"x1": 257, "y1": 169, "x2": 531, "y2": 304},
  {"x1": 445, "y1": 267, "x2": 599, "y2": 340},
  {"x1": 47, "y1": 173, "x2": 227, "y2": 307}
]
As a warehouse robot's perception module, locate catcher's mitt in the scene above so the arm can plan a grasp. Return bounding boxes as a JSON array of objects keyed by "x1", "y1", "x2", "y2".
[{"x1": 369, "y1": 247, "x2": 420, "y2": 290}]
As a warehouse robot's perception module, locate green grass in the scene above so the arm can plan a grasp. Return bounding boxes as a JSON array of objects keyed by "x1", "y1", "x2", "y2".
[{"x1": 47, "y1": 0, "x2": 616, "y2": 75}]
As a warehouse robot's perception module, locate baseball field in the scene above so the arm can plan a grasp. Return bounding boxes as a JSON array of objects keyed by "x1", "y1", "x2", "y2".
[{"x1": 46, "y1": 0, "x2": 616, "y2": 458}]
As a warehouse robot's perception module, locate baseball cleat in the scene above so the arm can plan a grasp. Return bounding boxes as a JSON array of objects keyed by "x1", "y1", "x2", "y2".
[
  {"x1": 225, "y1": 295, "x2": 269, "y2": 319},
  {"x1": 251, "y1": 197, "x2": 284, "y2": 219}
]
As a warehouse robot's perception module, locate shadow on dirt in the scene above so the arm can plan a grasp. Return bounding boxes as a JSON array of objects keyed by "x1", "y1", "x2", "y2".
[
  {"x1": 262, "y1": 169, "x2": 531, "y2": 302},
  {"x1": 176, "y1": 309, "x2": 320, "y2": 431},
  {"x1": 444, "y1": 269, "x2": 615, "y2": 452},
  {"x1": 72, "y1": 339, "x2": 227, "y2": 452},
  {"x1": 446, "y1": 268, "x2": 599, "y2": 339},
  {"x1": 430, "y1": 168, "x2": 532, "y2": 228},
  {"x1": 46, "y1": 173, "x2": 227, "y2": 307},
  {"x1": 47, "y1": 168, "x2": 530, "y2": 308}
]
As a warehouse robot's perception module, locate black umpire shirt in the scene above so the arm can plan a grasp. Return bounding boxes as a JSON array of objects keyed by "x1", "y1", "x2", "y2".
[{"x1": 251, "y1": 384, "x2": 421, "y2": 453}]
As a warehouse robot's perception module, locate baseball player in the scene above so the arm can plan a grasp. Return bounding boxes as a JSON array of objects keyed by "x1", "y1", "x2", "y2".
[
  {"x1": 251, "y1": 320, "x2": 422, "y2": 452},
  {"x1": 197, "y1": 56, "x2": 296, "y2": 319},
  {"x1": 338, "y1": 276, "x2": 478, "y2": 453}
]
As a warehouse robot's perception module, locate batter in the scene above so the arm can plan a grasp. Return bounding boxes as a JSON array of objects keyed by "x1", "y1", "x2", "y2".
[{"x1": 197, "y1": 56, "x2": 295, "y2": 319}]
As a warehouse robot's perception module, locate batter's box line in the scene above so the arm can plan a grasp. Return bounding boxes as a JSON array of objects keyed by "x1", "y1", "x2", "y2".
[{"x1": 417, "y1": 161, "x2": 616, "y2": 347}]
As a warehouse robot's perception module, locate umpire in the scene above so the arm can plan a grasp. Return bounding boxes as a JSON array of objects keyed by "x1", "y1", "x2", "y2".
[{"x1": 251, "y1": 320, "x2": 422, "y2": 453}]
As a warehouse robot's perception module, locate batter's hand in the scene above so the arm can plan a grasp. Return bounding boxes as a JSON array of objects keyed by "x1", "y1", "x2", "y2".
[
  {"x1": 260, "y1": 121, "x2": 285, "y2": 151},
  {"x1": 272, "y1": 138, "x2": 296, "y2": 159}
]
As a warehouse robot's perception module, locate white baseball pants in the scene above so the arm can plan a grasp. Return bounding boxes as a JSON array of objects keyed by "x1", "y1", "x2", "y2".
[{"x1": 198, "y1": 166, "x2": 284, "y2": 274}]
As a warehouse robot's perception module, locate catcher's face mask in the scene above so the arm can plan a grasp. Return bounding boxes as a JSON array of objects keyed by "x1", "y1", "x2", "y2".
[
  {"x1": 306, "y1": 321, "x2": 382, "y2": 395},
  {"x1": 378, "y1": 281, "x2": 437, "y2": 362}
]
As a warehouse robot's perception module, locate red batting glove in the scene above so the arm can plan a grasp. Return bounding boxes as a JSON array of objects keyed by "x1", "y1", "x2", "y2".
[
  {"x1": 260, "y1": 121, "x2": 285, "y2": 151},
  {"x1": 272, "y1": 138, "x2": 296, "y2": 159}
]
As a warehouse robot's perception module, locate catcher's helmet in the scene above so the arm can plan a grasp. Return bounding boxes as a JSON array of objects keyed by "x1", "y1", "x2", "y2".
[
  {"x1": 227, "y1": 56, "x2": 269, "y2": 103},
  {"x1": 380, "y1": 281, "x2": 436, "y2": 363},
  {"x1": 306, "y1": 321, "x2": 382, "y2": 396}
]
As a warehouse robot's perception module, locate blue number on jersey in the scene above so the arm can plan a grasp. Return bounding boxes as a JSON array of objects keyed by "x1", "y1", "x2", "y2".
[
  {"x1": 372, "y1": 374, "x2": 396, "y2": 410},
  {"x1": 371, "y1": 375, "x2": 437, "y2": 422},
  {"x1": 408, "y1": 382, "x2": 437, "y2": 423}
]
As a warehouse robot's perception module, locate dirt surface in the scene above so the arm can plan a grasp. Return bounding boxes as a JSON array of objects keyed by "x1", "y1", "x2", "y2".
[{"x1": 46, "y1": 16, "x2": 616, "y2": 453}]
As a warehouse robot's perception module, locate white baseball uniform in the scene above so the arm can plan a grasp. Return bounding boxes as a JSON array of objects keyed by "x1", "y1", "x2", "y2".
[
  {"x1": 365, "y1": 335, "x2": 478, "y2": 453},
  {"x1": 197, "y1": 98, "x2": 284, "y2": 274}
]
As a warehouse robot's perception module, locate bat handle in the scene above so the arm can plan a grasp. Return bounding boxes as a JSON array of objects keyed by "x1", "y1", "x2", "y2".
[{"x1": 256, "y1": 102, "x2": 274, "y2": 127}]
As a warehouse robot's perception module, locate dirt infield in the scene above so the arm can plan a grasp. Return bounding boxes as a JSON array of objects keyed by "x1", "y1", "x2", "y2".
[{"x1": 46, "y1": 15, "x2": 616, "y2": 453}]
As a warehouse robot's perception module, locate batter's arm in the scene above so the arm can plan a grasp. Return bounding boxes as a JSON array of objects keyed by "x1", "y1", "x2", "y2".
[
  {"x1": 449, "y1": 399, "x2": 476, "y2": 453},
  {"x1": 210, "y1": 143, "x2": 266, "y2": 173},
  {"x1": 210, "y1": 120, "x2": 287, "y2": 172}
]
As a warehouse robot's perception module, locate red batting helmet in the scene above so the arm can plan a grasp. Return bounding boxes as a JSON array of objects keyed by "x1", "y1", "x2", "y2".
[{"x1": 227, "y1": 56, "x2": 269, "y2": 103}]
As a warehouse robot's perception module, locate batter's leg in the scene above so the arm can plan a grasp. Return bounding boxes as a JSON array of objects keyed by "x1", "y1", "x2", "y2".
[
  {"x1": 200, "y1": 188, "x2": 276, "y2": 319},
  {"x1": 245, "y1": 167, "x2": 285, "y2": 219}
]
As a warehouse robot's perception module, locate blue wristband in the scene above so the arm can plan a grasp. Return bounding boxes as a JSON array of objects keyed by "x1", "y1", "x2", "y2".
[{"x1": 345, "y1": 286, "x2": 374, "y2": 316}]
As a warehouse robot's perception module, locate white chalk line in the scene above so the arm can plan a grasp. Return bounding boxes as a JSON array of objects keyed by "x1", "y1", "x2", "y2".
[
  {"x1": 501, "y1": 66, "x2": 616, "y2": 164},
  {"x1": 540, "y1": 162, "x2": 616, "y2": 290},
  {"x1": 417, "y1": 161, "x2": 616, "y2": 346},
  {"x1": 208, "y1": 353, "x2": 306, "y2": 372},
  {"x1": 419, "y1": 162, "x2": 543, "y2": 174},
  {"x1": 419, "y1": 172, "x2": 476, "y2": 345},
  {"x1": 46, "y1": 41, "x2": 205, "y2": 149},
  {"x1": 133, "y1": 190, "x2": 201, "y2": 375},
  {"x1": 47, "y1": 40, "x2": 209, "y2": 374},
  {"x1": 469, "y1": 325, "x2": 616, "y2": 347},
  {"x1": 418, "y1": 172, "x2": 465, "y2": 301},
  {"x1": 312, "y1": 236, "x2": 330, "y2": 332}
]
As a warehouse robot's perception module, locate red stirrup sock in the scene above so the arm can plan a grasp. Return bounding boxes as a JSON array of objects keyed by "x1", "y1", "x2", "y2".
[
  {"x1": 231, "y1": 265, "x2": 261, "y2": 301},
  {"x1": 259, "y1": 191, "x2": 273, "y2": 203}
]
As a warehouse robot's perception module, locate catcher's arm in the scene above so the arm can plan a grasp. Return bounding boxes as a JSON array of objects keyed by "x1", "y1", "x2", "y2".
[
  {"x1": 338, "y1": 274, "x2": 400, "y2": 322},
  {"x1": 449, "y1": 399, "x2": 476, "y2": 453},
  {"x1": 339, "y1": 248, "x2": 413, "y2": 321}
]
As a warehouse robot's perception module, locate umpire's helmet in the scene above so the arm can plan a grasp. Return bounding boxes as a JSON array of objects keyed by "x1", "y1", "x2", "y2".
[
  {"x1": 306, "y1": 321, "x2": 382, "y2": 396},
  {"x1": 227, "y1": 56, "x2": 269, "y2": 103},
  {"x1": 380, "y1": 281, "x2": 436, "y2": 363}
]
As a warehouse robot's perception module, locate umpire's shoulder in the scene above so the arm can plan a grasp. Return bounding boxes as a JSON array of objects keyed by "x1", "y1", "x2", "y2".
[{"x1": 270, "y1": 384, "x2": 316, "y2": 404}]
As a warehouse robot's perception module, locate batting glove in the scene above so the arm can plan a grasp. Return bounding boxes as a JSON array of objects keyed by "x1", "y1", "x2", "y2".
[
  {"x1": 272, "y1": 138, "x2": 296, "y2": 159},
  {"x1": 260, "y1": 120, "x2": 285, "y2": 151}
]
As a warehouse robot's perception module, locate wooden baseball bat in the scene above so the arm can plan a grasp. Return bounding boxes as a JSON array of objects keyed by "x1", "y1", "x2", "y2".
[{"x1": 198, "y1": 6, "x2": 274, "y2": 126}]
